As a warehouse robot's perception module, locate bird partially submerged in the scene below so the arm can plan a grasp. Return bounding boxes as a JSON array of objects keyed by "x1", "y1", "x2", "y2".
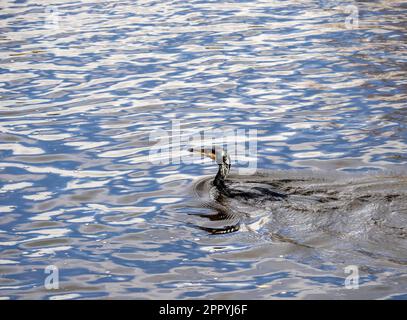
[
  {"x1": 186, "y1": 146, "x2": 407, "y2": 267},
  {"x1": 188, "y1": 146, "x2": 286, "y2": 201},
  {"x1": 188, "y1": 146, "x2": 231, "y2": 193},
  {"x1": 187, "y1": 146, "x2": 287, "y2": 234}
]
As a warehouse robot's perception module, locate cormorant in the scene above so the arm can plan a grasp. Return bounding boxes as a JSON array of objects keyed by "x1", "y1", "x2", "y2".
[{"x1": 188, "y1": 146, "x2": 286, "y2": 201}]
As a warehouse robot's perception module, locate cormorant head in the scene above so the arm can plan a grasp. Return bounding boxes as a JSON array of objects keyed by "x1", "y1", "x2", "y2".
[
  {"x1": 188, "y1": 146, "x2": 231, "y2": 190},
  {"x1": 188, "y1": 146, "x2": 230, "y2": 170}
]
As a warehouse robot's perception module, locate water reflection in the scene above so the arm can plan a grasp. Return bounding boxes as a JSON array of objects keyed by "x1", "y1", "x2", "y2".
[{"x1": 0, "y1": 0, "x2": 406, "y2": 299}]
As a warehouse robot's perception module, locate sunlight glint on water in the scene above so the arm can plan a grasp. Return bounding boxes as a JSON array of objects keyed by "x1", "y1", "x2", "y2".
[{"x1": 0, "y1": 0, "x2": 406, "y2": 299}]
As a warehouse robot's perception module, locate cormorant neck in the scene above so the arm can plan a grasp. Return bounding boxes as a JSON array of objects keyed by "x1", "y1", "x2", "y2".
[
  {"x1": 214, "y1": 162, "x2": 230, "y2": 191},
  {"x1": 188, "y1": 146, "x2": 231, "y2": 192}
]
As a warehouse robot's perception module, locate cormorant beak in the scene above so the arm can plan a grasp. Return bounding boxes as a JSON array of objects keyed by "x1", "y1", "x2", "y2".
[{"x1": 188, "y1": 147, "x2": 216, "y2": 161}]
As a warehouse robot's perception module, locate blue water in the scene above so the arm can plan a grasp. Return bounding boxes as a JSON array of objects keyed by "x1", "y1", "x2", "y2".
[{"x1": 0, "y1": 0, "x2": 406, "y2": 299}]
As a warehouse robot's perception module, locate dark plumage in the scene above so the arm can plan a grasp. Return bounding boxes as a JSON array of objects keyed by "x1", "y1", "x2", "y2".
[{"x1": 188, "y1": 146, "x2": 286, "y2": 201}]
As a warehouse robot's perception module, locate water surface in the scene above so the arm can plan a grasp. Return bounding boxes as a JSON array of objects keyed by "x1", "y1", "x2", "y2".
[{"x1": 0, "y1": 0, "x2": 406, "y2": 299}]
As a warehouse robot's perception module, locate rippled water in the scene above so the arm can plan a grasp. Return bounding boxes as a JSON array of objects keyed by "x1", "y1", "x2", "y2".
[{"x1": 1, "y1": 0, "x2": 407, "y2": 299}]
